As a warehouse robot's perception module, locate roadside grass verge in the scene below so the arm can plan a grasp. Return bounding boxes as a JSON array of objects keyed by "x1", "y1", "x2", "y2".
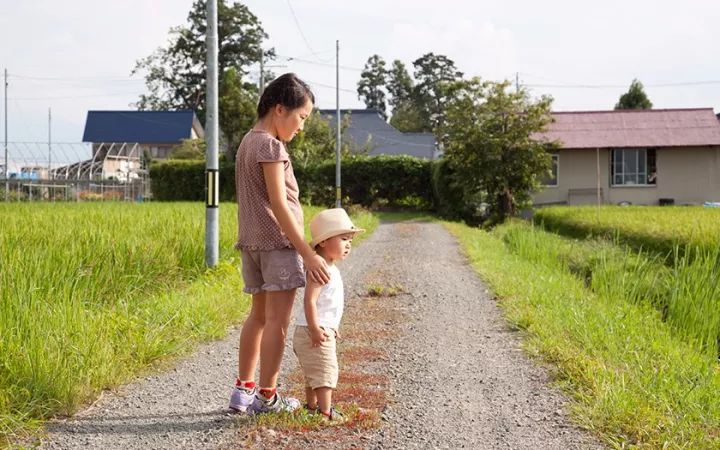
[
  {"x1": 0, "y1": 202, "x2": 377, "y2": 445},
  {"x1": 445, "y1": 220, "x2": 720, "y2": 449}
]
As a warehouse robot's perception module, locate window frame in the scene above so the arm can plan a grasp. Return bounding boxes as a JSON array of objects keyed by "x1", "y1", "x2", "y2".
[
  {"x1": 610, "y1": 148, "x2": 657, "y2": 187},
  {"x1": 543, "y1": 153, "x2": 560, "y2": 187}
]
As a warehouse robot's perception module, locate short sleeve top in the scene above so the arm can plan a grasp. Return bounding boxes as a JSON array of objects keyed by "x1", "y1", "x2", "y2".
[{"x1": 235, "y1": 130, "x2": 303, "y2": 251}]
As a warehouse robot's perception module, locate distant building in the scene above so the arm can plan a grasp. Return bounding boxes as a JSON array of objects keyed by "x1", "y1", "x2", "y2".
[
  {"x1": 533, "y1": 108, "x2": 720, "y2": 206},
  {"x1": 52, "y1": 110, "x2": 204, "y2": 181},
  {"x1": 318, "y1": 109, "x2": 438, "y2": 160},
  {"x1": 83, "y1": 110, "x2": 204, "y2": 160}
]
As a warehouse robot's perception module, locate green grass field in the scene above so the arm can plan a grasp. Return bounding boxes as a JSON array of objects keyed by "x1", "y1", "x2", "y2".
[
  {"x1": 0, "y1": 202, "x2": 377, "y2": 443},
  {"x1": 534, "y1": 205, "x2": 720, "y2": 257},
  {"x1": 446, "y1": 207, "x2": 720, "y2": 449}
]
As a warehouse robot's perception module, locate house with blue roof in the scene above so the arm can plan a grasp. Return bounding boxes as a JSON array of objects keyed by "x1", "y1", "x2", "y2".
[
  {"x1": 318, "y1": 109, "x2": 438, "y2": 160},
  {"x1": 49, "y1": 110, "x2": 204, "y2": 182},
  {"x1": 83, "y1": 110, "x2": 204, "y2": 160}
]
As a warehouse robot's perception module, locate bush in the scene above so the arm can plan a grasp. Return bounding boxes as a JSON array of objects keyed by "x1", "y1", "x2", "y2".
[
  {"x1": 300, "y1": 155, "x2": 433, "y2": 209},
  {"x1": 431, "y1": 158, "x2": 487, "y2": 225},
  {"x1": 151, "y1": 155, "x2": 434, "y2": 210},
  {"x1": 150, "y1": 160, "x2": 235, "y2": 202}
]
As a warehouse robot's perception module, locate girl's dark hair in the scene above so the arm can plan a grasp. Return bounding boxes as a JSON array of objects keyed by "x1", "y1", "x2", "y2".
[{"x1": 257, "y1": 73, "x2": 315, "y2": 118}]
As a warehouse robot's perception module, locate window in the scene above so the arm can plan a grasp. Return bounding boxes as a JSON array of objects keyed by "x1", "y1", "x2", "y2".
[
  {"x1": 611, "y1": 149, "x2": 656, "y2": 186},
  {"x1": 543, "y1": 154, "x2": 559, "y2": 186}
]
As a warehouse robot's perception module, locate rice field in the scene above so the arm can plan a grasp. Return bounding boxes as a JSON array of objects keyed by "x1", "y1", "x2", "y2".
[{"x1": 534, "y1": 205, "x2": 720, "y2": 257}]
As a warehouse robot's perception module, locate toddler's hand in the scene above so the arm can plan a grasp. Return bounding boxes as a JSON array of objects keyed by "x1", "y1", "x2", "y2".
[{"x1": 310, "y1": 326, "x2": 329, "y2": 347}]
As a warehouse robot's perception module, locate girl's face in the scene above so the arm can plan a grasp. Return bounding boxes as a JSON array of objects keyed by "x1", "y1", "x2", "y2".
[
  {"x1": 318, "y1": 233, "x2": 354, "y2": 262},
  {"x1": 273, "y1": 96, "x2": 313, "y2": 142}
]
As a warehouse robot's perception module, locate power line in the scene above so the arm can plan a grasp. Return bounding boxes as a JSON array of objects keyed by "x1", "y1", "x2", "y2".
[
  {"x1": 9, "y1": 73, "x2": 144, "y2": 82},
  {"x1": 304, "y1": 79, "x2": 356, "y2": 94},
  {"x1": 279, "y1": 54, "x2": 363, "y2": 72},
  {"x1": 519, "y1": 73, "x2": 720, "y2": 89},
  {"x1": 8, "y1": 91, "x2": 142, "y2": 101},
  {"x1": 285, "y1": 0, "x2": 334, "y2": 63}
]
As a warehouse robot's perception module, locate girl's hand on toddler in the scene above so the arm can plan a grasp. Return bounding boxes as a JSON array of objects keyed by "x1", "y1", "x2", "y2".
[
  {"x1": 310, "y1": 326, "x2": 329, "y2": 347},
  {"x1": 305, "y1": 253, "x2": 330, "y2": 285}
]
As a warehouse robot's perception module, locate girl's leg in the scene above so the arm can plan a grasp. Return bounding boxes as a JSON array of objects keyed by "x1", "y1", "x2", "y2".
[
  {"x1": 237, "y1": 291, "x2": 267, "y2": 381},
  {"x1": 314, "y1": 387, "x2": 333, "y2": 414},
  {"x1": 258, "y1": 288, "x2": 296, "y2": 389}
]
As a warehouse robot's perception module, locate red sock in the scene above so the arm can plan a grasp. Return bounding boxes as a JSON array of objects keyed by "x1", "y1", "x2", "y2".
[
  {"x1": 235, "y1": 379, "x2": 256, "y2": 389},
  {"x1": 258, "y1": 387, "x2": 277, "y2": 400}
]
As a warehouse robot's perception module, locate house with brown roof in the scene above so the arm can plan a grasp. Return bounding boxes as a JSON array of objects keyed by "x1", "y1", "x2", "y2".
[{"x1": 533, "y1": 108, "x2": 720, "y2": 206}]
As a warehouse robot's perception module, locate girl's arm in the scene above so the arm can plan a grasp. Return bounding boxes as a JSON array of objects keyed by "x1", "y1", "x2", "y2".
[
  {"x1": 304, "y1": 279, "x2": 329, "y2": 347},
  {"x1": 262, "y1": 161, "x2": 330, "y2": 284}
]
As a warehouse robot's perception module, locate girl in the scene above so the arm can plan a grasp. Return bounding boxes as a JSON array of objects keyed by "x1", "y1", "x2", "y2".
[{"x1": 229, "y1": 73, "x2": 330, "y2": 414}]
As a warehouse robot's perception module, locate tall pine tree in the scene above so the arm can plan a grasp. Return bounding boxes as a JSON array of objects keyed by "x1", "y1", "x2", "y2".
[{"x1": 615, "y1": 79, "x2": 653, "y2": 109}]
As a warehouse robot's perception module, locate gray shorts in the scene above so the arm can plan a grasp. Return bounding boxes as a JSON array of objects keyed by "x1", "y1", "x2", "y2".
[{"x1": 240, "y1": 248, "x2": 305, "y2": 294}]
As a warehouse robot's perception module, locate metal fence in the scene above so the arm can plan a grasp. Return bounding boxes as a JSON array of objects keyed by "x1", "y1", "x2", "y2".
[{"x1": 1, "y1": 142, "x2": 150, "y2": 202}]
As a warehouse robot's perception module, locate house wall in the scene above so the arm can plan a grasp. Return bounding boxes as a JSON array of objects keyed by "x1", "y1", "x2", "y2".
[
  {"x1": 533, "y1": 146, "x2": 720, "y2": 206},
  {"x1": 533, "y1": 149, "x2": 610, "y2": 205},
  {"x1": 655, "y1": 146, "x2": 720, "y2": 204}
]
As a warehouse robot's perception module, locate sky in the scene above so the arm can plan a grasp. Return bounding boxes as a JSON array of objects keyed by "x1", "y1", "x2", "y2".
[{"x1": 1, "y1": 0, "x2": 719, "y2": 150}]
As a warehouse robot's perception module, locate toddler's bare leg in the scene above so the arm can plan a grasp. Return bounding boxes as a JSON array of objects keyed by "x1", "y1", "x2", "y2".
[
  {"x1": 315, "y1": 387, "x2": 333, "y2": 414},
  {"x1": 305, "y1": 386, "x2": 317, "y2": 409}
]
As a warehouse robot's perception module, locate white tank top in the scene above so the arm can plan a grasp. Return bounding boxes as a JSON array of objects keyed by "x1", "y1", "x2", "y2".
[{"x1": 295, "y1": 264, "x2": 344, "y2": 329}]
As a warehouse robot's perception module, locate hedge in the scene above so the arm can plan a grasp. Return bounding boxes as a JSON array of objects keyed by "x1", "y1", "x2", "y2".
[{"x1": 150, "y1": 155, "x2": 438, "y2": 210}]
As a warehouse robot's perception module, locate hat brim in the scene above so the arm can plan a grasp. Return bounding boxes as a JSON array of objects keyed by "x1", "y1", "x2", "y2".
[{"x1": 310, "y1": 227, "x2": 365, "y2": 248}]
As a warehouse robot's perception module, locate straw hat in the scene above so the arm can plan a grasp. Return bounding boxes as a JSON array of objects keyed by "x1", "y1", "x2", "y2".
[{"x1": 309, "y1": 208, "x2": 365, "y2": 248}]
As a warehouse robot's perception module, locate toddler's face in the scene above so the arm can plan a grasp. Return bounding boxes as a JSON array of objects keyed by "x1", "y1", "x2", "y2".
[{"x1": 319, "y1": 233, "x2": 354, "y2": 262}]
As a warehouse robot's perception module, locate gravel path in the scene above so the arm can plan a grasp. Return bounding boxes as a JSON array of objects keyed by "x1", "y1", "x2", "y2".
[{"x1": 38, "y1": 220, "x2": 603, "y2": 450}]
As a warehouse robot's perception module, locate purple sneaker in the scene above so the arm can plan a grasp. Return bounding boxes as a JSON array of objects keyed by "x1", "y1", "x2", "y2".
[
  {"x1": 248, "y1": 392, "x2": 301, "y2": 415},
  {"x1": 229, "y1": 386, "x2": 256, "y2": 413}
]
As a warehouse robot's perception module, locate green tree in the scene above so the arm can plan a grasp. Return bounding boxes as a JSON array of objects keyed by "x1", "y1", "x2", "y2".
[
  {"x1": 357, "y1": 55, "x2": 388, "y2": 119},
  {"x1": 389, "y1": 101, "x2": 426, "y2": 132},
  {"x1": 386, "y1": 60, "x2": 414, "y2": 110},
  {"x1": 615, "y1": 79, "x2": 653, "y2": 109},
  {"x1": 412, "y1": 53, "x2": 464, "y2": 132},
  {"x1": 169, "y1": 139, "x2": 207, "y2": 160},
  {"x1": 287, "y1": 112, "x2": 352, "y2": 170},
  {"x1": 132, "y1": 0, "x2": 271, "y2": 123},
  {"x1": 386, "y1": 60, "x2": 425, "y2": 132},
  {"x1": 441, "y1": 78, "x2": 559, "y2": 223},
  {"x1": 219, "y1": 67, "x2": 257, "y2": 161}
]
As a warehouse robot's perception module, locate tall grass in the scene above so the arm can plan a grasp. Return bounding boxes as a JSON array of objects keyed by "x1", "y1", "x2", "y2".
[
  {"x1": 500, "y1": 221, "x2": 720, "y2": 358},
  {"x1": 445, "y1": 220, "x2": 720, "y2": 448},
  {"x1": 0, "y1": 202, "x2": 378, "y2": 443},
  {"x1": 534, "y1": 205, "x2": 720, "y2": 259}
]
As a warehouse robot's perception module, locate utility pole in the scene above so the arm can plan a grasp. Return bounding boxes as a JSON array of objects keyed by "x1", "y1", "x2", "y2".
[
  {"x1": 516, "y1": 72, "x2": 519, "y2": 93},
  {"x1": 48, "y1": 107, "x2": 52, "y2": 179},
  {"x1": 259, "y1": 52, "x2": 265, "y2": 94},
  {"x1": 335, "y1": 40, "x2": 341, "y2": 208},
  {"x1": 205, "y1": 0, "x2": 219, "y2": 267},
  {"x1": 258, "y1": 52, "x2": 287, "y2": 94},
  {"x1": 4, "y1": 69, "x2": 8, "y2": 202}
]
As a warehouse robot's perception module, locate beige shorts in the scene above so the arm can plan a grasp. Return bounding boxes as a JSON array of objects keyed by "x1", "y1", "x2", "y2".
[
  {"x1": 293, "y1": 326, "x2": 338, "y2": 390},
  {"x1": 240, "y1": 248, "x2": 305, "y2": 294}
]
